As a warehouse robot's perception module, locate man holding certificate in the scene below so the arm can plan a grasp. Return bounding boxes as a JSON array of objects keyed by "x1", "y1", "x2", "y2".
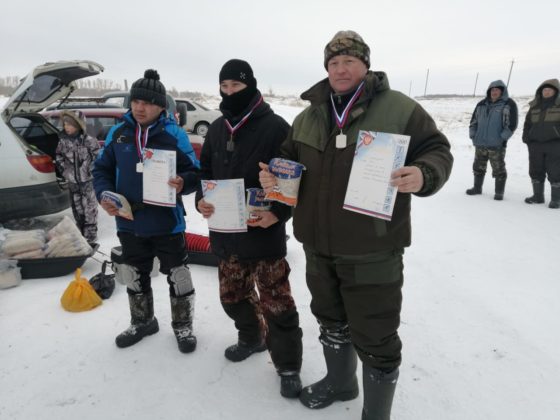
[
  {"x1": 195, "y1": 59, "x2": 303, "y2": 399},
  {"x1": 93, "y1": 69, "x2": 200, "y2": 354},
  {"x1": 260, "y1": 31, "x2": 453, "y2": 419}
]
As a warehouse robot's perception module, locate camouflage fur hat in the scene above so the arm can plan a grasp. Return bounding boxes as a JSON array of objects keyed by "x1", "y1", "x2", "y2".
[
  {"x1": 60, "y1": 110, "x2": 87, "y2": 133},
  {"x1": 324, "y1": 30, "x2": 370, "y2": 69}
]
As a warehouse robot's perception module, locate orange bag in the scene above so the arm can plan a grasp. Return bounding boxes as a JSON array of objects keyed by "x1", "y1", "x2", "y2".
[{"x1": 61, "y1": 268, "x2": 102, "y2": 312}]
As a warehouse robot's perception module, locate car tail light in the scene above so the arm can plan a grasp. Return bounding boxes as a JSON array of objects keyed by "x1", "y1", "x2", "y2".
[{"x1": 26, "y1": 154, "x2": 55, "y2": 173}]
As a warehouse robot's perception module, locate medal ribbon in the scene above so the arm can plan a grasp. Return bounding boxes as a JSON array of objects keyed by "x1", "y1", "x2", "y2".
[
  {"x1": 135, "y1": 123, "x2": 155, "y2": 161},
  {"x1": 224, "y1": 95, "x2": 264, "y2": 138},
  {"x1": 330, "y1": 81, "x2": 365, "y2": 130}
]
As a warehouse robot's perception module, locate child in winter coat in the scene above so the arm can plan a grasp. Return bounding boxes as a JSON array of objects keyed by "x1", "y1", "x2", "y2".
[{"x1": 55, "y1": 110, "x2": 100, "y2": 242}]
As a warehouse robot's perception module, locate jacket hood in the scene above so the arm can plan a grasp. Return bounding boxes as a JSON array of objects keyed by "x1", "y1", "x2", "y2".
[
  {"x1": 486, "y1": 80, "x2": 509, "y2": 101},
  {"x1": 60, "y1": 110, "x2": 87, "y2": 133},
  {"x1": 300, "y1": 71, "x2": 390, "y2": 105},
  {"x1": 530, "y1": 79, "x2": 560, "y2": 106}
]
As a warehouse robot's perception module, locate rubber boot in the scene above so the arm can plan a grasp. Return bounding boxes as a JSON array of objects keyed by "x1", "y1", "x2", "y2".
[
  {"x1": 171, "y1": 292, "x2": 197, "y2": 353},
  {"x1": 549, "y1": 183, "x2": 560, "y2": 209},
  {"x1": 115, "y1": 291, "x2": 159, "y2": 348},
  {"x1": 466, "y1": 174, "x2": 484, "y2": 195},
  {"x1": 525, "y1": 180, "x2": 545, "y2": 204},
  {"x1": 361, "y1": 365, "x2": 399, "y2": 420},
  {"x1": 494, "y1": 177, "x2": 506, "y2": 200},
  {"x1": 299, "y1": 343, "x2": 359, "y2": 409},
  {"x1": 222, "y1": 300, "x2": 266, "y2": 362}
]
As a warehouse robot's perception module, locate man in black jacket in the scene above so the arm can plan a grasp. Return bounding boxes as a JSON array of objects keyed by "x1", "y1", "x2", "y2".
[{"x1": 195, "y1": 59, "x2": 303, "y2": 398}]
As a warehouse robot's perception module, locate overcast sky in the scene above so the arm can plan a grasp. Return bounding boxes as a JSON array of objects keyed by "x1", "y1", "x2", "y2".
[{"x1": 1, "y1": 0, "x2": 559, "y2": 97}]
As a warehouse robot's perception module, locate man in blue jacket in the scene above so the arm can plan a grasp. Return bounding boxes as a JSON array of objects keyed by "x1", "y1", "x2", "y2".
[
  {"x1": 467, "y1": 80, "x2": 518, "y2": 200},
  {"x1": 93, "y1": 69, "x2": 200, "y2": 353}
]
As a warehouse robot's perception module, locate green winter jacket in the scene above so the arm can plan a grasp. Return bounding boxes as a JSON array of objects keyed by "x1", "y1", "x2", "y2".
[
  {"x1": 280, "y1": 71, "x2": 453, "y2": 256},
  {"x1": 522, "y1": 79, "x2": 560, "y2": 144}
]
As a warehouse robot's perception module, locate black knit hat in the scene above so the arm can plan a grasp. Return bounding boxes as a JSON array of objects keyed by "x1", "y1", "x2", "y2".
[
  {"x1": 130, "y1": 69, "x2": 167, "y2": 108},
  {"x1": 219, "y1": 59, "x2": 257, "y2": 89}
]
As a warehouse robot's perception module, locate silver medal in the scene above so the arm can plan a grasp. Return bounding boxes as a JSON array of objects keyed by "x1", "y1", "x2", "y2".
[{"x1": 336, "y1": 133, "x2": 347, "y2": 149}]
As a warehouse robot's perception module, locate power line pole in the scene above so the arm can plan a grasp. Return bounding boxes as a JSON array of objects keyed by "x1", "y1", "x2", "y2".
[
  {"x1": 506, "y1": 59, "x2": 515, "y2": 88},
  {"x1": 473, "y1": 72, "x2": 479, "y2": 97},
  {"x1": 424, "y1": 68, "x2": 429, "y2": 97}
]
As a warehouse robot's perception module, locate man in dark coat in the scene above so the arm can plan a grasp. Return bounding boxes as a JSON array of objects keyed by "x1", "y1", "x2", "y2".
[
  {"x1": 522, "y1": 79, "x2": 560, "y2": 209},
  {"x1": 260, "y1": 31, "x2": 453, "y2": 419},
  {"x1": 467, "y1": 80, "x2": 518, "y2": 200},
  {"x1": 195, "y1": 59, "x2": 303, "y2": 399}
]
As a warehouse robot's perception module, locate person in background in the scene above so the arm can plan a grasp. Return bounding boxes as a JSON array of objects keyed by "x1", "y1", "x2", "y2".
[
  {"x1": 55, "y1": 110, "x2": 100, "y2": 242},
  {"x1": 467, "y1": 80, "x2": 518, "y2": 200},
  {"x1": 196, "y1": 59, "x2": 303, "y2": 399},
  {"x1": 260, "y1": 31, "x2": 453, "y2": 419},
  {"x1": 93, "y1": 69, "x2": 200, "y2": 352},
  {"x1": 522, "y1": 79, "x2": 560, "y2": 209}
]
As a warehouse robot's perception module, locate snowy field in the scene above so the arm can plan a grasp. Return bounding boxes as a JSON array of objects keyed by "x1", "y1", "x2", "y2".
[{"x1": 1, "y1": 95, "x2": 559, "y2": 420}]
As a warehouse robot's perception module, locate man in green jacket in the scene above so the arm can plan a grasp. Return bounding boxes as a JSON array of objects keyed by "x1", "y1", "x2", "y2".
[{"x1": 260, "y1": 30, "x2": 453, "y2": 419}]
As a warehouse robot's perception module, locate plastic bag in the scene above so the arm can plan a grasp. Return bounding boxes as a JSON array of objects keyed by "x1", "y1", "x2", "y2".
[
  {"x1": 89, "y1": 261, "x2": 115, "y2": 299},
  {"x1": 0, "y1": 259, "x2": 21, "y2": 289},
  {"x1": 60, "y1": 268, "x2": 102, "y2": 312}
]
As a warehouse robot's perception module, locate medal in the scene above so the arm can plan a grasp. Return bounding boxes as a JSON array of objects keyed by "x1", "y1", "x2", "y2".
[
  {"x1": 330, "y1": 81, "x2": 365, "y2": 149},
  {"x1": 136, "y1": 162, "x2": 144, "y2": 173},
  {"x1": 336, "y1": 133, "x2": 347, "y2": 149},
  {"x1": 226, "y1": 135, "x2": 235, "y2": 152}
]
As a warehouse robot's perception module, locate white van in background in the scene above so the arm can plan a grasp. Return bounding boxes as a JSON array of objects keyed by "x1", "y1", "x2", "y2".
[{"x1": 0, "y1": 60, "x2": 104, "y2": 222}]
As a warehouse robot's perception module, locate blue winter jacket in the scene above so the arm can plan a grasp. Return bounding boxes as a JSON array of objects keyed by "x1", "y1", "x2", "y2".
[
  {"x1": 469, "y1": 80, "x2": 518, "y2": 147},
  {"x1": 93, "y1": 111, "x2": 199, "y2": 237}
]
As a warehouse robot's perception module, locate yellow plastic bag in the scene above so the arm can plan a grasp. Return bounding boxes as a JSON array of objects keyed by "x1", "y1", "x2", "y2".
[{"x1": 61, "y1": 268, "x2": 102, "y2": 312}]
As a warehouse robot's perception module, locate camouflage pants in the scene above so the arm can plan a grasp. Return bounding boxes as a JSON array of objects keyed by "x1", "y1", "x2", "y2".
[
  {"x1": 472, "y1": 146, "x2": 507, "y2": 179},
  {"x1": 68, "y1": 182, "x2": 98, "y2": 242},
  {"x1": 219, "y1": 256, "x2": 302, "y2": 372}
]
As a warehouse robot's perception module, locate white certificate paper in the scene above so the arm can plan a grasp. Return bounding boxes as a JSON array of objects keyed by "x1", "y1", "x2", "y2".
[
  {"x1": 343, "y1": 131, "x2": 410, "y2": 221},
  {"x1": 202, "y1": 179, "x2": 247, "y2": 233},
  {"x1": 142, "y1": 148, "x2": 177, "y2": 207}
]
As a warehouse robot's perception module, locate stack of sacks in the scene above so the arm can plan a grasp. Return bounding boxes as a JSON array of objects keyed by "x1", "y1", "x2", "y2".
[
  {"x1": 0, "y1": 229, "x2": 47, "y2": 259},
  {"x1": 44, "y1": 216, "x2": 93, "y2": 257}
]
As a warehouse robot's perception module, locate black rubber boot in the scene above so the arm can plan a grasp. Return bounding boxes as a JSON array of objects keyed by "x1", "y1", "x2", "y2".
[
  {"x1": 361, "y1": 366, "x2": 399, "y2": 420},
  {"x1": 171, "y1": 292, "x2": 197, "y2": 353},
  {"x1": 222, "y1": 300, "x2": 265, "y2": 362},
  {"x1": 299, "y1": 343, "x2": 359, "y2": 409},
  {"x1": 116, "y1": 292, "x2": 159, "y2": 348},
  {"x1": 466, "y1": 174, "x2": 484, "y2": 195},
  {"x1": 279, "y1": 372, "x2": 302, "y2": 398},
  {"x1": 525, "y1": 180, "x2": 545, "y2": 204},
  {"x1": 494, "y1": 177, "x2": 506, "y2": 200},
  {"x1": 549, "y1": 184, "x2": 560, "y2": 209}
]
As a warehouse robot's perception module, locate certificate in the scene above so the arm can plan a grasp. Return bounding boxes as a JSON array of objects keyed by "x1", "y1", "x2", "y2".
[
  {"x1": 202, "y1": 179, "x2": 247, "y2": 233},
  {"x1": 142, "y1": 148, "x2": 176, "y2": 207},
  {"x1": 343, "y1": 130, "x2": 410, "y2": 221}
]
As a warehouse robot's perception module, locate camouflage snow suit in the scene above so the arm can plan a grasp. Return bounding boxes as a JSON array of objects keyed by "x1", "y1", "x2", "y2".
[{"x1": 55, "y1": 132, "x2": 100, "y2": 242}]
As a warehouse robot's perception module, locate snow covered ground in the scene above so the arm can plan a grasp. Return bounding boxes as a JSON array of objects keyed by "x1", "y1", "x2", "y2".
[{"x1": 1, "y1": 95, "x2": 559, "y2": 420}]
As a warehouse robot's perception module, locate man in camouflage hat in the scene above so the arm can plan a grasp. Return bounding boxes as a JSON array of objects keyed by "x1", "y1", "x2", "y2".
[{"x1": 260, "y1": 30, "x2": 453, "y2": 419}]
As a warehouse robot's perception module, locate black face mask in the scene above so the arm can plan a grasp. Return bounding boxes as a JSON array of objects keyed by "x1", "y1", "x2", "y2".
[{"x1": 220, "y1": 85, "x2": 257, "y2": 116}]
